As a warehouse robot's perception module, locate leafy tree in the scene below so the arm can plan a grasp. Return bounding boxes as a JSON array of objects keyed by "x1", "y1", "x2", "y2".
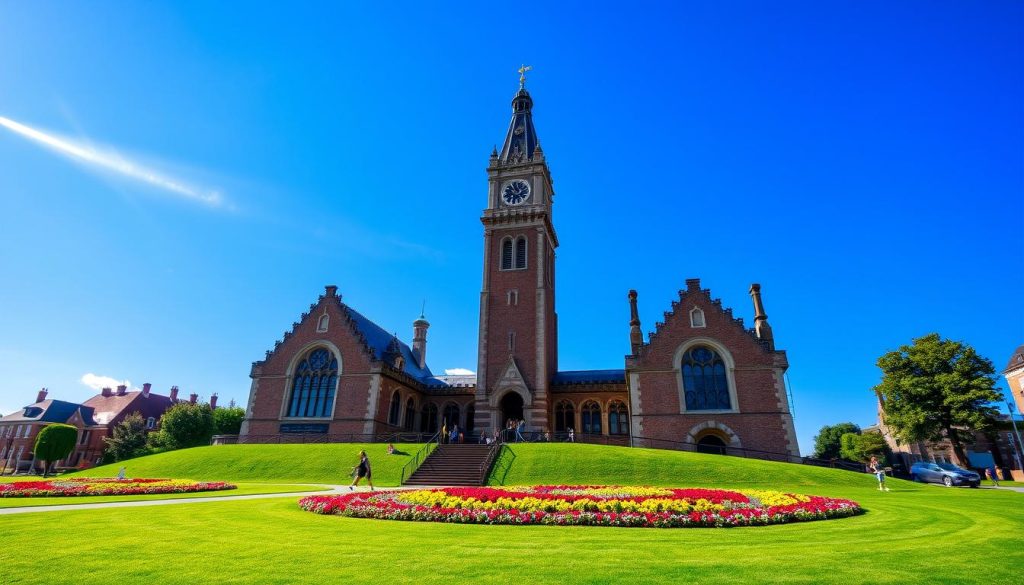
[
  {"x1": 812, "y1": 422, "x2": 862, "y2": 459},
  {"x1": 840, "y1": 431, "x2": 888, "y2": 464},
  {"x1": 33, "y1": 424, "x2": 78, "y2": 477},
  {"x1": 103, "y1": 412, "x2": 149, "y2": 463},
  {"x1": 874, "y1": 333, "x2": 1001, "y2": 466},
  {"x1": 149, "y1": 402, "x2": 215, "y2": 450},
  {"x1": 212, "y1": 406, "x2": 245, "y2": 435}
]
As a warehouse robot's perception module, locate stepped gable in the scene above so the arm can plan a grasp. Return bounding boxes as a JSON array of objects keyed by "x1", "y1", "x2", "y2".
[
  {"x1": 251, "y1": 285, "x2": 449, "y2": 390},
  {"x1": 630, "y1": 278, "x2": 786, "y2": 368}
]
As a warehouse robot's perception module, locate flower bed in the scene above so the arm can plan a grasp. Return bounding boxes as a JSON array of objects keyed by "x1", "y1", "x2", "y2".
[
  {"x1": 0, "y1": 478, "x2": 236, "y2": 498},
  {"x1": 299, "y1": 485, "x2": 862, "y2": 528}
]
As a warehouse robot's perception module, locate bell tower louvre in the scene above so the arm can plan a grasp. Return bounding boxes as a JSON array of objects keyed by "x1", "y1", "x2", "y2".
[{"x1": 475, "y1": 70, "x2": 559, "y2": 432}]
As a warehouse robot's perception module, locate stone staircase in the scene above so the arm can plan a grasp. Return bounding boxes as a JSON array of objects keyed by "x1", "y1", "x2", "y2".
[{"x1": 405, "y1": 444, "x2": 496, "y2": 486}]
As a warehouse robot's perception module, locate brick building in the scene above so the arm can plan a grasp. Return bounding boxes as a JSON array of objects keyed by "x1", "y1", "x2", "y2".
[
  {"x1": 240, "y1": 82, "x2": 799, "y2": 457},
  {"x1": 0, "y1": 384, "x2": 183, "y2": 472}
]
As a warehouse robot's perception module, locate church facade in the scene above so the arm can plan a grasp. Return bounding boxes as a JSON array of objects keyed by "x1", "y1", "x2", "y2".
[{"x1": 240, "y1": 83, "x2": 800, "y2": 458}]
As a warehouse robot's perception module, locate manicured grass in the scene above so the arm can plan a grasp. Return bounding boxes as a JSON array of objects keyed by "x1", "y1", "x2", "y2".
[
  {"x1": 1, "y1": 444, "x2": 1020, "y2": 584},
  {"x1": 0, "y1": 482, "x2": 327, "y2": 508},
  {"x1": 70, "y1": 443, "x2": 426, "y2": 485}
]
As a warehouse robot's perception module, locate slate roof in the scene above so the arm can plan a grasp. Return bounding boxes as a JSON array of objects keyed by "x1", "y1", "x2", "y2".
[
  {"x1": 344, "y1": 305, "x2": 435, "y2": 381},
  {"x1": 1004, "y1": 344, "x2": 1024, "y2": 373},
  {"x1": 498, "y1": 88, "x2": 540, "y2": 164},
  {"x1": 1, "y1": 399, "x2": 86, "y2": 424},
  {"x1": 552, "y1": 370, "x2": 627, "y2": 385}
]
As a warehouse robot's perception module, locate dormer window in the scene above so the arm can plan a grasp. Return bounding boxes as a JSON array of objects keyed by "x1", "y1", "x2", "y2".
[
  {"x1": 316, "y1": 313, "x2": 329, "y2": 333},
  {"x1": 690, "y1": 307, "x2": 706, "y2": 328}
]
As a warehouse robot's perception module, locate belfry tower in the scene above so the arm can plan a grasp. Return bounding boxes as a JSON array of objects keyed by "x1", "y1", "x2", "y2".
[{"x1": 474, "y1": 72, "x2": 558, "y2": 433}]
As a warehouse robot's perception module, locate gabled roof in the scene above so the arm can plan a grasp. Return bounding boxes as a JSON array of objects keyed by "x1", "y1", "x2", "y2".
[
  {"x1": 83, "y1": 391, "x2": 174, "y2": 426},
  {"x1": 552, "y1": 370, "x2": 626, "y2": 385},
  {"x1": 343, "y1": 305, "x2": 435, "y2": 381},
  {"x1": 1004, "y1": 344, "x2": 1024, "y2": 373},
  {"x1": 1, "y1": 399, "x2": 84, "y2": 424}
]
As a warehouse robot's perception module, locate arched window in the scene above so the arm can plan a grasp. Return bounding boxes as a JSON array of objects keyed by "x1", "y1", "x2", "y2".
[
  {"x1": 514, "y1": 237, "x2": 527, "y2": 269},
  {"x1": 501, "y1": 238, "x2": 513, "y2": 270},
  {"x1": 403, "y1": 398, "x2": 416, "y2": 431},
  {"x1": 286, "y1": 348, "x2": 339, "y2": 418},
  {"x1": 608, "y1": 401, "x2": 629, "y2": 435},
  {"x1": 581, "y1": 401, "x2": 602, "y2": 434},
  {"x1": 420, "y1": 403, "x2": 439, "y2": 433},
  {"x1": 681, "y1": 346, "x2": 731, "y2": 410},
  {"x1": 388, "y1": 390, "x2": 401, "y2": 426},
  {"x1": 316, "y1": 313, "x2": 329, "y2": 332},
  {"x1": 554, "y1": 400, "x2": 575, "y2": 432},
  {"x1": 442, "y1": 403, "x2": 460, "y2": 429}
]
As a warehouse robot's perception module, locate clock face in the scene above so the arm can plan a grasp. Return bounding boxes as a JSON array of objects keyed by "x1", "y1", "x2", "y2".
[{"x1": 502, "y1": 179, "x2": 531, "y2": 206}]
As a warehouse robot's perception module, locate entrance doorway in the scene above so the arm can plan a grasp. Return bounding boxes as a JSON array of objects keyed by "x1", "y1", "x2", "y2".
[
  {"x1": 499, "y1": 392, "x2": 524, "y2": 428},
  {"x1": 696, "y1": 434, "x2": 728, "y2": 455}
]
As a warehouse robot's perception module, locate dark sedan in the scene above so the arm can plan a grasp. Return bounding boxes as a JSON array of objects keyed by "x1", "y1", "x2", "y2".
[{"x1": 910, "y1": 462, "x2": 981, "y2": 487}]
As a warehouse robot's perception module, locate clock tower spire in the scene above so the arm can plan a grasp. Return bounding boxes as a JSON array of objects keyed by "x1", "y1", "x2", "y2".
[{"x1": 475, "y1": 77, "x2": 558, "y2": 434}]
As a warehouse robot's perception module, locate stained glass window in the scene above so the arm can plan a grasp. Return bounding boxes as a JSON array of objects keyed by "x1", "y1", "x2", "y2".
[
  {"x1": 581, "y1": 401, "x2": 602, "y2": 434},
  {"x1": 681, "y1": 346, "x2": 731, "y2": 410},
  {"x1": 286, "y1": 348, "x2": 338, "y2": 417}
]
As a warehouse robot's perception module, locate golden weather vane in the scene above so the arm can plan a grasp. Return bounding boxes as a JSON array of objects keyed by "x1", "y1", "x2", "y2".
[{"x1": 518, "y1": 64, "x2": 532, "y2": 88}]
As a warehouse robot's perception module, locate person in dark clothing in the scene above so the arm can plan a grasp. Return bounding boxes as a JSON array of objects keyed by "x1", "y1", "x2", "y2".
[{"x1": 349, "y1": 450, "x2": 374, "y2": 491}]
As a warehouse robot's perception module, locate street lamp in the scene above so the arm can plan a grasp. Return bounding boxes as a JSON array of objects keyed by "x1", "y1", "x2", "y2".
[{"x1": 1007, "y1": 401, "x2": 1024, "y2": 472}]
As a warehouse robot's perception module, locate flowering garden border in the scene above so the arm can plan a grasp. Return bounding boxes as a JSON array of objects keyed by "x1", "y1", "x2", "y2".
[
  {"x1": 0, "y1": 478, "x2": 236, "y2": 498},
  {"x1": 299, "y1": 485, "x2": 862, "y2": 528}
]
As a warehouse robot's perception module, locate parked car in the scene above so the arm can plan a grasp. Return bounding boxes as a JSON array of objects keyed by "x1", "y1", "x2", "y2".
[{"x1": 910, "y1": 461, "x2": 981, "y2": 487}]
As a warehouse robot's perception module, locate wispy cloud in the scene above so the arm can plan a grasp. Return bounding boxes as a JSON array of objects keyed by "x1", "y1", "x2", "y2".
[
  {"x1": 80, "y1": 373, "x2": 134, "y2": 392},
  {"x1": 0, "y1": 115, "x2": 224, "y2": 207}
]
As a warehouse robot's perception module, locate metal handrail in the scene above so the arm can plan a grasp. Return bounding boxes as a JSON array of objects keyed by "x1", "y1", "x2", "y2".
[
  {"x1": 477, "y1": 434, "x2": 504, "y2": 484},
  {"x1": 399, "y1": 431, "x2": 440, "y2": 485}
]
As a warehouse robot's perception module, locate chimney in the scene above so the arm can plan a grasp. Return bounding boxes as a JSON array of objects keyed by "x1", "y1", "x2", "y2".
[
  {"x1": 36, "y1": 388, "x2": 48, "y2": 403},
  {"x1": 101, "y1": 387, "x2": 113, "y2": 397},
  {"x1": 324, "y1": 284, "x2": 339, "y2": 298},
  {"x1": 170, "y1": 386, "x2": 179, "y2": 402},
  {"x1": 628, "y1": 290, "x2": 644, "y2": 355},
  {"x1": 142, "y1": 383, "x2": 152, "y2": 398},
  {"x1": 685, "y1": 278, "x2": 702, "y2": 292},
  {"x1": 749, "y1": 283, "x2": 775, "y2": 350},
  {"x1": 189, "y1": 393, "x2": 198, "y2": 404},
  {"x1": 116, "y1": 384, "x2": 127, "y2": 396},
  {"x1": 210, "y1": 393, "x2": 218, "y2": 409},
  {"x1": 412, "y1": 312, "x2": 430, "y2": 369}
]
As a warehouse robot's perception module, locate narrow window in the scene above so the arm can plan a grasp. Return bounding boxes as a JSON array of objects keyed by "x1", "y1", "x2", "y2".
[
  {"x1": 507, "y1": 290, "x2": 519, "y2": 306},
  {"x1": 403, "y1": 398, "x2": 416, "y2": 431},
  {"x1": 317, "y1": 314, "x2": 329, "y2": 332},
  {"x1": 501, "y1": 239, "x2": 513, "y2": 270},
  {"x1": 514, "y1": 237, "x2": 527, "y2": 269},
  {"x1": 509, "y1": 331, "x2": 516, "y2": 352},
  {"x1": 388, "y1": 391, "x2": 401, "y2": 426},
  {"x1": 420, "y1": 403, "x2": 439, "y2": 433},
  {"x1": 146, "y1": 417, "x2": 155, "y2": 430},
  {"x1": 608, "y1": 401, "x2": 629, "y2": 435},
  {"x1": 581, "y1": 401, "x2": 602, "y2": 434},
  {"x1": 690, "y1": 308, "x2": 705, "y2": 328}
]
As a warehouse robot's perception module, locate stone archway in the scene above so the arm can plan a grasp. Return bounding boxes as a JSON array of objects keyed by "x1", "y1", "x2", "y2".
[
  {"x1": 499, "y1": 392, "x2": 524, "y2": 427},
  {"x1": 685, "y1": 420, "x2": 742, "y2": 451},
  {"x1": 696, "y1": 434, "x2": 728, "y2": 455}
]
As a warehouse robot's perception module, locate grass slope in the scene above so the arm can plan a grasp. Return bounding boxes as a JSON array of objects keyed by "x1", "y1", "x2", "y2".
[
  {"x1": 489, "y1": 443, "x2": 878, "y2": 488},
  {"x1": 1, "y1": 443, "x2": 1019, "y2": 584},
  {"x1": 72, "y1": 443, "x2": 426, "y2": 485}
]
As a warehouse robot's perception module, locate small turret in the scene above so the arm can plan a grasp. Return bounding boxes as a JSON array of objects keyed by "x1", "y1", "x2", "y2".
[
  {"x1": 628, "y1": 290, "x2": 644, "y2": 355},
  {"x1": 749, "y1": 283, "x2": 775, "y2": 350},
  {"x1": 412, "y1": 311, "x2": 430, "y2": 369}
]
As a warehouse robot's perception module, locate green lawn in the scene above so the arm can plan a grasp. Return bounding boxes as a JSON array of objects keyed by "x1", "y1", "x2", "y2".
[
  {"x1": 1, "y1": 443, "x2": 1021, "y2": 584},
  {"x1": 0, "y1": 482, "x2": 327, "y2": 508},
  {"x1": 70, "y1": 443, "x2": 426, "y2": 485}
]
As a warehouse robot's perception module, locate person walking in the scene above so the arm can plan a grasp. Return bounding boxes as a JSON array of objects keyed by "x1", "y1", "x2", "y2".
[
  {"x1": 985, "y1": 466, "x2": 1000, "y2": 487},
  {"x1": 868, "y1": 456, "x2": 889, "y2": 491},
  {"x1": 349, "y1": 450, "x2": 374, "y2": 491},
  {"x1": 567, "y1": 427, "x2": 575, "y2": 443},
  {"x1": 515, "y1": 419, "x2": 526, "y2": 443}
]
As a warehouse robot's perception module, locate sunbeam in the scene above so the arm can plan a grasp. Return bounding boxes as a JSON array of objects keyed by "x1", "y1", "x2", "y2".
[{"x1": 0, "y1": 115, "x2": 223, "y2": 207}]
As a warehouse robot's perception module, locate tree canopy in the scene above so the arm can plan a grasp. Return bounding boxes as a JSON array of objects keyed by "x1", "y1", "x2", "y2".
[
  {"x1": 840, "y1": 431, "x2": 888, "y2": 464},
  {"x1": 104, "y1": 412, "x2": 149, "y2": 463},
  {"x1": 874, "y1": 333, "x2": 1001, "y2": 466},
  {"x1": 148, "y1": 402, "x2": 215, "y2": 450},
  {"x1": 812, "y1": 422, "x2": 862, "y2": 459},
  {"x1": 33, "y1": 423, "x2": 78, "y2": 477},
  {"x1": 213, "y1": 406, "x2": 245, "y2": 435}
]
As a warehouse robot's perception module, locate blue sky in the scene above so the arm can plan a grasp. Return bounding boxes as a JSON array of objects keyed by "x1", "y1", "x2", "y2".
[{"x1": 0, "y1": 1, "x2": 1021, "y2": 454}]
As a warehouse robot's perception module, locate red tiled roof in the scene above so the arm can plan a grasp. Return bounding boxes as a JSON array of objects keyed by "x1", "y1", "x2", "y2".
[{"x1": 82, "y1": 391, "x2": 173, "y2": 425}]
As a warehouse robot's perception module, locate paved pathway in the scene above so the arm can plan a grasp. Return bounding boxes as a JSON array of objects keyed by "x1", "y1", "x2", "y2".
[{"x1": 0, "y1": 484, "x2": 381, "y2": 516}]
